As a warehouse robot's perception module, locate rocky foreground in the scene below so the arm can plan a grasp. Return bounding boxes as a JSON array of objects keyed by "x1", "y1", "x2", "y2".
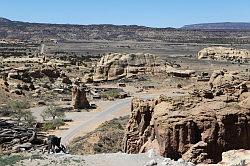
[
  {"x1": 1, "y1": 149, "x2": 249, "y2": 166},
  {"x1": 0, "y1": 150, "x2": 195, "y2": 166}
]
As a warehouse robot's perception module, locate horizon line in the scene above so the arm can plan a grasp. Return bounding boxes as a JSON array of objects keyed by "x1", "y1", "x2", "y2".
[{"x1": 1, "y1": 16, "x2": 250, "y2": 29}]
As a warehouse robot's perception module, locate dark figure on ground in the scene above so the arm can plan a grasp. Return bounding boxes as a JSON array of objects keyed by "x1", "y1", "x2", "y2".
[{"x1": 47, "y1": 135, "x2": 67, "y2": 154}]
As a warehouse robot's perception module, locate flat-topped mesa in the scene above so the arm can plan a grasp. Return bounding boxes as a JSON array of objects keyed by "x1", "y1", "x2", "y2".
[
  {"x1": 71, "y1": 84, "x2": 90, "y2": 109},
  {"x1": 93, "y1": 53, "x2": 165, "y2": 82},
  {"x1": 198, "y1": 47, "x2": 250, "y2": 63},
  {"x1": 123, "y1": 77, "x2": 250, "y2": 164}
]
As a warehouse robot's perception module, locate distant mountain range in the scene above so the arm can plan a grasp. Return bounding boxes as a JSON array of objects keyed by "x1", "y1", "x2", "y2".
[
  {"x1": 1, "y1": 17, "x2": 250, "y2": 30},
  {"x1": 0, "y1": 17, "x2": 250, "y2": 43},
  {"x1": 182, "y1": 22, "x2": 250, "y2": 30}
]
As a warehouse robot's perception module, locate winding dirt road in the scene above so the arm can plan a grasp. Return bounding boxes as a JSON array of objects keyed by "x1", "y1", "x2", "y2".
[{"x1": 31, "y1": 90, "x2": 186, "y2": 145}]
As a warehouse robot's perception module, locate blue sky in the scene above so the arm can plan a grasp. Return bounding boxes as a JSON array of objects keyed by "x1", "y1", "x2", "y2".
[{"x1": 0, "y1": 0, "x2": 249, "y2": 28}]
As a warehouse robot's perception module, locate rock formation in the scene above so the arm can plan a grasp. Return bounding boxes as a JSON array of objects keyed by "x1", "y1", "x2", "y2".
[
  {"x1": 124, "y1": 72, "x2": 250, "y2": 164},
  {"x1": 0, "y1": 119, "x2": 45, "y2": 154},
  {"x1": 93, "y1": 53, "x2": 165, "y2": 81},
  {"x1": 197, "y1": 47, "x2": 250, "y2": 63},
  {"x1": 72, "y1": 84, "x2": 90, "y2": 109},
  {"x1": 166, "y1": 66, "x2": 195, "y2": 78}
]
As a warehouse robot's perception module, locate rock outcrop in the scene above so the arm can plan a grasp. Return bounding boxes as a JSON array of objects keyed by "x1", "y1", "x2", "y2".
[
  {"x1": 0, "y1": 119, "x2": 45, "y2": 154},
  {"x1": 166, "y1": 66, "x2": 195, "y2": 78},
  {"x1": 93, "y1": 53, "x2": 165, "y2": 81},
  {"x1": 198, "y1": 47, "x2": 250, "y2": 63},
  {"x1": 124, "y1": 75, "x2": 250, "y2": 164},
  {"x1": 71, "y1": 84, "x2": 90, "y2": 109}
]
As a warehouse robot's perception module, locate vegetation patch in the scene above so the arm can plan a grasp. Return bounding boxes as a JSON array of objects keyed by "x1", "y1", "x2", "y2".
[
  {"x1": 68, "y1": 116, "x2": 129, "y2": 155},
  {"x1": 100, "y1": 89, "x2": 123, "y2": 99},
  {"x1": 0, "y1": 154, "x2": 28, "y2": 166},
  {"x1": 41, "y1": 105, "x2": 65, "y2": 131}
]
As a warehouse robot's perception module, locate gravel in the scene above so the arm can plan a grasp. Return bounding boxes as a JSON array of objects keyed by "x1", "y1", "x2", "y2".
[{"x1": 14, "y1": 150, "x2": 195, "y2": 166}]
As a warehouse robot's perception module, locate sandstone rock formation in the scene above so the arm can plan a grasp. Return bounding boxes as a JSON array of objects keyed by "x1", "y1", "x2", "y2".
[
  {"x1": 93, "y1": 53, "x2": 165, "y2": 81},
  {"x1": 124, "y1": 75, "x2": 250, "y2": 164},
  {"x1": 198, "y1": 47, "x2": 250, "y2": 63},
  {"x1": 72, "y1": 84, "x2": 90, "y2": 109},
  {"x1": 190, "y1": 69, "x2": 249, "y2": 100}
]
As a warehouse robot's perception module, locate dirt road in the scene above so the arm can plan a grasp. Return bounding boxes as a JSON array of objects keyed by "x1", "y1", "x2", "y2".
[
  {"x1": 61, "y1": 97, "x2": 133, "y2": 144},
  {"x1": 31, "y1": 90, "x2": 186, "y2": 145}
]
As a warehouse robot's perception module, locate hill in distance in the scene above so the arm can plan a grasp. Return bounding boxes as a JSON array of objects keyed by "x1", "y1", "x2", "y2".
[
  {"x1": 1, "y1": 17, "x2": 250, "y2": 30},
  {"x1": 182, "y1": 22, "x2": 250, "y2": 30},
  {"x1": 0, "y1": 17, "x2": 12, "y2": 23},
  {"x1": 0, "y1": 17, "x2": 250, "y2": 43}
]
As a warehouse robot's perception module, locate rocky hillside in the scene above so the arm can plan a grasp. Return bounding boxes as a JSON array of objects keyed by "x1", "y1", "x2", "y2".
[
  {"x1": 182, "y1": 22, "x2": 250, "y2": 30},
  {"x1": 0, "y1": 18, "x2": 250, "y2": 43},
  {"x1": 124, "y1": 69, "x2": 250, "y2": 164}
]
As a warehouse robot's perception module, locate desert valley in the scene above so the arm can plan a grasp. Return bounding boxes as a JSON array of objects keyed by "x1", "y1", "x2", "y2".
[{"x1": 0, "y1": 16, "x2": 250, "y2": 166}]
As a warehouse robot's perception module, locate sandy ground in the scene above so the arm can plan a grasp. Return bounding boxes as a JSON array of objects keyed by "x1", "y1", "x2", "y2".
[{"x1": 14, "y1": 150, "x2": 194, "y2": 166}]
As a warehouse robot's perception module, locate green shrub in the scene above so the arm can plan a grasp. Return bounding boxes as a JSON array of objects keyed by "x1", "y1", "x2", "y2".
[
  {"x1": 43, "y1": 118, "x2": 65, "y2": 131},
  {"x1": 41, "y1": 105, "x2": 65, "y2": 121},
  {"x1": 43, "y1": 121, "x2": 56, "y2": 131},
  {"x1": 101, "y1": 89, "x2": 120, "y2": 99}
]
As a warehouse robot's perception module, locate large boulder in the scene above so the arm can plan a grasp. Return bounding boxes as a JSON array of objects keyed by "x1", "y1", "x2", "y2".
[
  {"x1": 209, "y1": 70, "x2": 249, "y2": 97},
  {"x1": 239, "y1": 92, "x2": 250, "y2": 109},
  {"x1": 93, "y1": 53, "x2": 165, "y2": 81},
  {"x1": 197, "y1": 47, "x2": 250, "y2": 63}
]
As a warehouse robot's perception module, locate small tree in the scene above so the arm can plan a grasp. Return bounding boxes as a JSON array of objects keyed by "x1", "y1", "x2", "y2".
[
  {"x1": 41, "y1": 105, "x2": 65, "y2": 130},
  {"x1": 41, "y1": 105, "x2": 65, "y2": 121}
]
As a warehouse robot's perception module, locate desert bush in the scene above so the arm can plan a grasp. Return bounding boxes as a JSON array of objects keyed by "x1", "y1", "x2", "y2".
[
  {"x1": 41, "y1": 105, "x2": 65, "y2": 121},
  {"x1": 43, "y1": 118, "x2": 65, "y2": 131},
  {"x1": 101, "y1": 89, "x2": 120, "y2": 99},
  {"x1": 41, "y1": 105, "x2": 65, "y2": 131},
  {"x1": 8, "y1": 100, "x2": 36, "y2": 126}
]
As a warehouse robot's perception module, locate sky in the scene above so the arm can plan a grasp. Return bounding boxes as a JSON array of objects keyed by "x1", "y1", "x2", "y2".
[{"x1": 0, "y1": 0, "x2": 249, "y2": 28}]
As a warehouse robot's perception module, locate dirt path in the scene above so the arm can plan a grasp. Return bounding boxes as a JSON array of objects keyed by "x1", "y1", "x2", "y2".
[
  {"x1": 30, "y1": 90, "x2": 186, "y2": 145},
  {"x1": 60, "y1": 97, "x2": 132, "y2": 145}
]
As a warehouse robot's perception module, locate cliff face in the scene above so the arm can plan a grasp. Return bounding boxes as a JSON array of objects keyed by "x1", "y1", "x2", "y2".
[
  {"x1": 124, "y1": 96, "x2": 250, "y2": 164},
  {"x1": 124, "y1": 73, "x2": 250, "y2": 164}
]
